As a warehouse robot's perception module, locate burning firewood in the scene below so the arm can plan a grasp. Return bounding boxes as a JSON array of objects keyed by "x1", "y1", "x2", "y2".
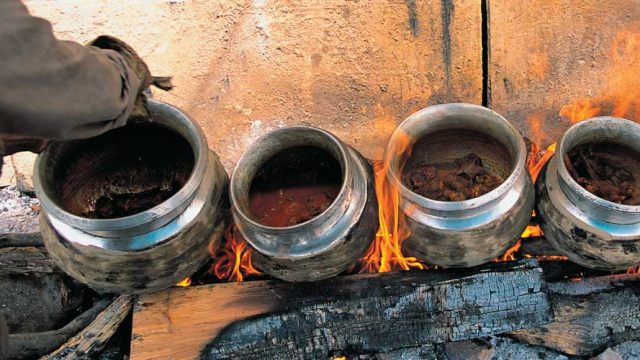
[{"x1": 403, "y1": 153, "x2": 504, "y2": 201}]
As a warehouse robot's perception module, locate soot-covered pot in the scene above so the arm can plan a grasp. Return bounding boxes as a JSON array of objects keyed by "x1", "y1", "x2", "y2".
[
  {"x1": 385, "y1": 103, "x2": 535, "y2": 267},
  {"x1": 34, "y1": 99, "x2": 228, "y2": 294},
  {"x1": 536, "y1": 117, "x2": 640, "y2": 270},
  {"x1": 230, "y1": 126, "x2": 378, "y2": 282}
]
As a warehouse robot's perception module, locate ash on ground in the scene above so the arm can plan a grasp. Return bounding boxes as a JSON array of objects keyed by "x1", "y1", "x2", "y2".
[{"x1": 0, "y1": 185, "x2": 40, "y2": 233}]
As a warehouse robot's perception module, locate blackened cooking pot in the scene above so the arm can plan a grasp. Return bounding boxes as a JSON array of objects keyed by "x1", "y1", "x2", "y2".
[
  {"x1": 230, "y1": 126, "x2": 378, "y2": 282},
  {"x1": 385, "y1": 103, "x2": 535, "y2": 267},
  {"x1": 35, "y1": 99, "x2": 228, "y2": 294}
]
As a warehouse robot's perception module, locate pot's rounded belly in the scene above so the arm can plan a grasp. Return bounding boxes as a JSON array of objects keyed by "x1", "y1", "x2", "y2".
[
  {"x1": 40, "y1": 152, "x2": 229, "y2": 294},
  {"x1": 536, "y1": 160, "x2": 640, "y2": 271},
  {"x1": 402, "y1": 176, "x2": 534, "y2": 268}
]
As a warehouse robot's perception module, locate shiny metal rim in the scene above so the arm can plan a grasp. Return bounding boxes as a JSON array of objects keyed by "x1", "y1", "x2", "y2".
[
  {"x1": 34, "y1": 99, "x2": 209, "y2": 237},
  {"x1": 385, "y1": 103, "x2": 527, "y2": 216}
]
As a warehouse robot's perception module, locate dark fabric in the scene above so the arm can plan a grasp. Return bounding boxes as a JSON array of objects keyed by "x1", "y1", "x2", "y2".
[{"x1": 0, "y1": 0, "x2": 141, "y2": 142}]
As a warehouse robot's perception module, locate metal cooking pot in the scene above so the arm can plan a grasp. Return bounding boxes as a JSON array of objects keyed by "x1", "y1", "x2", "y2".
[
  {"x1": 536, "y1": 117, "x2": 640, "y2": 270},
  {"x1": 230, "y1": 126, "x2": 378, "y2": 282},
  {"x1": 34, "y1": 99, "x2": 228, "y2": 294},
  {"x1": 385, "y1": 103, "x2": 534, "y2": 267}
]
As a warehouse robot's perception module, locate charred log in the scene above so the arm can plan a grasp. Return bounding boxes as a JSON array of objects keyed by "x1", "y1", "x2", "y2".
[
  {"x1": 508, "y1": 237, "x2": 610, "y2": 281},
  {"x1": 510, "y1": 273, "x2": 640, "y2": 356},
  {"x1": 0, "y1": 247, "x2": 62, "y2": 276},
  {"x1": 0, "y1": 299, "x2": 110, "y2": 360},
  {"x1": 200, "y1": 259, "x2": 553, "y2": 360},
  {"x1": 42, "y1": 295, "x2": 133, "y2": 360},
  {"x1": 0, "y1": 233, "x2": 43, "y2": 248},
  {"x1": 537, "y1": 260, "x2": 609, "y2": 282}
]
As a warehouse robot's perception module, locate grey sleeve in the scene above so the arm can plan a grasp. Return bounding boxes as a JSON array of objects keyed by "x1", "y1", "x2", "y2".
[{"x1": 0, "y1": 0, "x2": 142, "y2": 141}]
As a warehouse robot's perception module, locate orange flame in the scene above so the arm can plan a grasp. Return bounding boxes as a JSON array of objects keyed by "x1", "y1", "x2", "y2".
[
  {"x1": 498, "y1": 239, "x2": 522, "y2": 262},
  {"x1": 627, "y1": 266, "x2": 640, "y2": 275},
  {"x1": 609, "y1": 30, "x2": 640, "y2": 120},
  {"x1": 560, "y1": 30, "x2": 640, "y2": 124},
  {"x1": 559, "y1": 99, "x2": 602, "y2": 124},
  {"x1": 521, "y1": 224, "x2": 543, "y2": 238},
  {"x1": 175, "y1": 277, "x2": 192, "y2": 287},
  {"x1": 211, "y1": 224, "x2": 262, "y2": 282},
  {"x1": 527, "y1": 112, "x2": 545, "y2": 150},
  {"x1": 528, "y1": 143, "x2": 557, "y2": 184},
  {"x1": 357, "y1": 130, "x2": 425, "y2": 273}
]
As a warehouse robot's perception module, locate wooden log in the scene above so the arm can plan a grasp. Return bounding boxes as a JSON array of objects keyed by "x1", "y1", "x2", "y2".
[
  {"x1": 537, "y1": 260, "x2": 609, "y2": 282},
  {"x1": 510, "y1": 273, "x2": 640, "y2": 356},
  {"x1": 200, "y1": 259, "x2": 552, "y2": 359},
  {"x1": 0, "y1": 299, "x2": 110, "y2": 360},
  {"x1": 0, "y1": 247, "x2": 61, "y2": 276},
  {"x1": 131, "y1": 259, "x2": 552, "y2": 360},
  {"x1": 42, "y1": 295, "x2": 133, "y2": 360},
  {"x1": 374, "y1": 345, "x2": 438, "y2": 360},
  {"x1": 0, "y1": 233, "x2": 43, "y2": 248}
]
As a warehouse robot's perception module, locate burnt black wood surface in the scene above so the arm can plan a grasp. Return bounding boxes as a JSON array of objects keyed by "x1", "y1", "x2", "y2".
[
  {"x1": 0, "y1": 233, "x2": 43, "y2": 248},
  {"x1": 511, "y1": 273, "x2": 640, "y2": 356},
  {"x1": 201, "y1": 259, "x2": 553, "y2": 360}
]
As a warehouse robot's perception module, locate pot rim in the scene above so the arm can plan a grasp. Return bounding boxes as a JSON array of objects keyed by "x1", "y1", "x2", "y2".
[
  {"x1": 34, "y1": 99, "x2": 209, "y2": 236},
  {"x1": 385, "y1": 103, "x2": 527, "y2": 214},
  {"x1": 230, "y1": 125, "x2": 351, "y2": 232},
  {"x1": 555, "y1": 116, "x2": 640, "y2": 219}
]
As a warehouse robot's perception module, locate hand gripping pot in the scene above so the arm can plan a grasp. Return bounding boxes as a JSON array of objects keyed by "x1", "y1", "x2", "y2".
[
  {"x1": 34, "y1": 99, "x2": 228, "y2": 294},
  {"x1": 385, "y1": 103, "x2": 535, "y2": 267},
  {"x1": 229, "y1": 126, "x2": 378, "y2": 282}
]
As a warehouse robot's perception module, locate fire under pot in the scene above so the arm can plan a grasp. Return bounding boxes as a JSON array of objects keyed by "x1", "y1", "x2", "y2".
[
  {"x1": 536, "y1": 116, "x2": 640, "y2": 270},
  {"x1": 230, "y1": 126, "x2": 378, "y2": 282},
  {"x1": 385, "y1": 103, "x2": 535, "y2": 267},
  {"x1": 34, "y1": 99, "x2": 229, "y2": 294}
]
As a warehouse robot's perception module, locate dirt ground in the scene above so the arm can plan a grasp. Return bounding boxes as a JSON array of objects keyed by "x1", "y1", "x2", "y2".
[{"x1": 0, "y1": 185, "x2": 40, "y2": 233}]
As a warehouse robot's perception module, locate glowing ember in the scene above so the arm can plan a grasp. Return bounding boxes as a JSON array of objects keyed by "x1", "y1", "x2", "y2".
[
  {"x1": 569, "y1": 274, "x2": 585, "y2": 282},
  {"x1": 211, "y1": 224, "x2": 262, "y2": 282},
  {"x1": 532, "y1": 255, "x2": 569, "y2": 261},
  {"x1": 175, "y1": 277, "x2": 192, "y2": 287},
  {"x1": 627, "y1": 266, "x2": 640, "y2": 275}
]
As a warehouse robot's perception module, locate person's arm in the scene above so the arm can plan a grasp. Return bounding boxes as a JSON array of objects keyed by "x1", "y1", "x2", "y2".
[{"x1": 0, "y1": 0, "x2": 142, "y2": 143}]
